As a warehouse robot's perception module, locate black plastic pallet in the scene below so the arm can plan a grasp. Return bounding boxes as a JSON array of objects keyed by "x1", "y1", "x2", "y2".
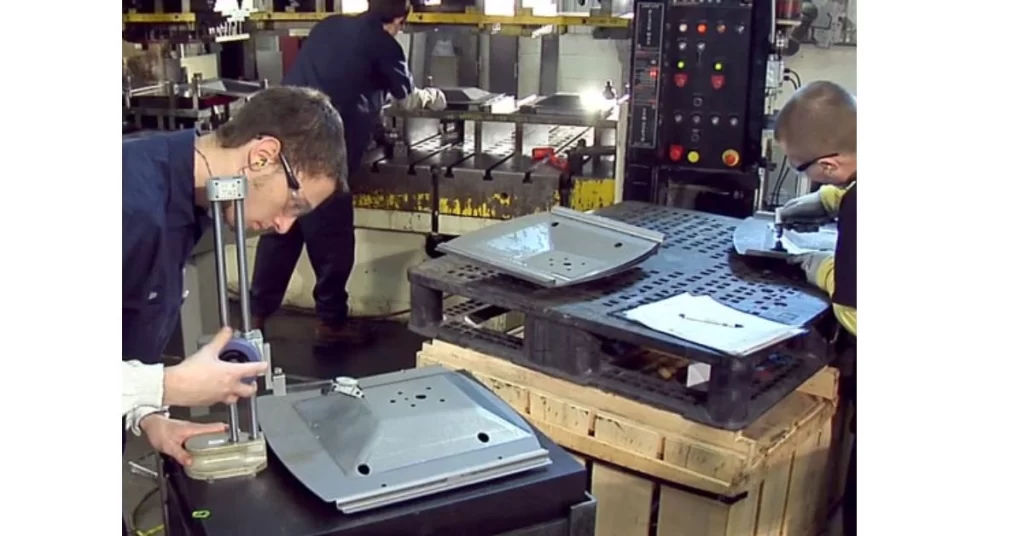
[{"x1": 409, "y1": 202, "x2": 834, "y2": 430}]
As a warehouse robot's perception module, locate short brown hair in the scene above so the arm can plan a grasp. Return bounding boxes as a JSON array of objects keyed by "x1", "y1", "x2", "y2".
[
  {"x1": 775, "y1": 81, "x2": 856, "y2": 162},
  {"x1": 215, "y1": 86, "x2": 347, "y2": 191}
]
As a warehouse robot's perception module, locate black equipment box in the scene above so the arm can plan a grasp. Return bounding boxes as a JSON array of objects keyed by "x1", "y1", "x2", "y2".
[{"x1": 624, "y1": 0, "x2": 774, "y2": 204}]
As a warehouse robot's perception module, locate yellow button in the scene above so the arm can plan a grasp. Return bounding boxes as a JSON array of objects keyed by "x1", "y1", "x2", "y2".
[
  {"x1": 687, "y1": 151, "x2": 700, "y2": 163},
  {"x1": 677, "y1": 60, "x2": 686, "y2": 69},
  {"x1": 714, "y1": 62, "x2": 723, "y2": 71}
]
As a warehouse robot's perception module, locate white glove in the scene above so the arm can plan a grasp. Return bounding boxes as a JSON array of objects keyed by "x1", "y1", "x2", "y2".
[
  {"x1": 779, "y1": 191, "x2": 829, "y2": 223},
  {"x1": 787, "y1": 251, "x2": 831, "y2": 284},
  {"x1": 395, "y1": 88, "x2": 447, "y2": 111},
  {"x1": 416, "y1": 87, "x2": 447, "y2": 111}
]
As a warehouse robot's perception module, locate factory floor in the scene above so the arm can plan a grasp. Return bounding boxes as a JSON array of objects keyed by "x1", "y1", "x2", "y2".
[{"x1": 122, "y1": 309, "x2": 846, "y2": 536}]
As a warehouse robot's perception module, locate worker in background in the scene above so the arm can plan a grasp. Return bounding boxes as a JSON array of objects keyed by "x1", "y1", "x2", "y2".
[
  {"x1": 249, "y1": 0, "x2": 447, "y2": 348},
  {"x1": 122, "y1": 86, "x2": 348, "y2": 535},
  {"x1": 773, "y1": 80, "x2": 856, "y2": 536}
]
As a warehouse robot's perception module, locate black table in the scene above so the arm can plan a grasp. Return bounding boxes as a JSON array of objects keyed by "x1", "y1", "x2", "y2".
[{"x1": 165, "y1": 429, "x2": 590, "y2": 536}]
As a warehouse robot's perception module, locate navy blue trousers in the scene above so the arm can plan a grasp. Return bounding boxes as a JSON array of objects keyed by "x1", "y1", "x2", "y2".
[{"x1": 250, "y1": 192, "x2": 355, "y2": 324}]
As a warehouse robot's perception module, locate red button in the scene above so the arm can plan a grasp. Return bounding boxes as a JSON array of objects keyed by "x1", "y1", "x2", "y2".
[
  {"x1": 673, "y1": 73, "x2": 688, "y2": 88},
  {"x1": 669, "y1": 145, "x2": 684, "y2": 162},
  {"x1": 711, "y1": 75, "x2": 725, "y2": 90},
  {"x1": 697, "y1": 23, "x2": 707, "y2": 34}
]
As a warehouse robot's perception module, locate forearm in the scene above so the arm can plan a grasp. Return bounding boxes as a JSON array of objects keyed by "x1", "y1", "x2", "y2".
[
  {"x1": 122, "y1": 361, "x2": 167, "y2": 435},
  {"x1": 814, "y1": 257, "x2": 858, "y2": 336}
]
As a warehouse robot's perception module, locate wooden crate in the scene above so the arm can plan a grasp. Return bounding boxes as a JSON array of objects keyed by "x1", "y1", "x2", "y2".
[{"x1": 417, "y1": 340, "x2": 839, "y2": 536}]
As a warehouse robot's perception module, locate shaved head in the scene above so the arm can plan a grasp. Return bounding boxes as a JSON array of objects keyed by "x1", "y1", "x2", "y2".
[{"x1": 775, "y1": 81, "x2": 857, "y2": 163}]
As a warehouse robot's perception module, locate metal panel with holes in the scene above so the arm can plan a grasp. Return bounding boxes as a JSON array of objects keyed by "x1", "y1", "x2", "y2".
[
  {"x1": 436, "y1": 207, "x2": 665, "y2": 288},
  {"x1": 732, "y1": 212, "x2": 838, "y2": 259},
  {"x1": 257, "y1": 367, "x2": 551, "y2": 513}
]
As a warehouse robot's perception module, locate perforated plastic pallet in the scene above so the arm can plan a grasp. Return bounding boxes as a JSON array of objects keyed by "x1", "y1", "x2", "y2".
[{"x1": 409, "y1": 202, "x2": 834, "y2": 430}]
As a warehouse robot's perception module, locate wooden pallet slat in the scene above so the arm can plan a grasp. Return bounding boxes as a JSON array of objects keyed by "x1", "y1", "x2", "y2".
[{"x1": 417, "y1": 340, "x2": 841, "y2": 536}]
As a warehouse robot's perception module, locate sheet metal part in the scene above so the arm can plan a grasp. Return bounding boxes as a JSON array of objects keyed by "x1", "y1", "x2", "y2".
[
  {"x1": 733, "y1": 212, "x2": 838, "y2": 259},
  {"x1": 436, "y1": 206, "x2": 665, "y2": 288},
  {"x1": 257, "y1": 366, "x2": 552, "y2": 514}
]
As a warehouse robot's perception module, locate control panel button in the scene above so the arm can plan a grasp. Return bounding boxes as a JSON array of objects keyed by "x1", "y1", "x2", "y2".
[
  {"x1": 716, "y1": 23, "x2": 726, "y2": 34},
  {"x1": 693, "y1": 97, "x2": 703, "y2": 107},
  {"x1": 669, "y1": 145, "x2": 684, "y2": 162},
  {"x1": 729, "y1": 116, "x2": 740, "y2": 127},
  {"x1": 673, "y1": 113, "x2": 683, "y2": 123},
  {"x1": 678, "y1": 41, "x2": 687, "y2": 51},
  {"x1": 736, "y1": 24, "x2": 745, "y2": 34},
  {"x1": 714, "y1": 62, "x2": 723, "y2": 71},
  {"x1": 679, "y1": 23, "x2": 688, "y2": 33},
  {"x1": 691, "y1": 114, "x2": 702, "y2": 125},
  {"x1": 677, "y1": 60, "x2": 686, "y2": 69},
  {"x1": 673, "y1": 73, "x2": 688, "y2": 88},
  {"x1": 697, "y1": 23, "x2": 707, "y2": 34},
  {"x1": 690, "y1": 130, "x2": 701, "y2": 143},
  {"x1": 710, "y1": 115, "x2": 720, "y2": 126},
  {"x1": 687, "y1": 151, "x2": 700, "y2": 164},
  {"x1": 696, "y1": 42, "x2": 706, "y2": 52},
  {"x1": 722, "y1": 150, "x2": 740, "y2": 167},
  {"x1": 711, "y1": 75, "x2": 725, "y2": 89}
]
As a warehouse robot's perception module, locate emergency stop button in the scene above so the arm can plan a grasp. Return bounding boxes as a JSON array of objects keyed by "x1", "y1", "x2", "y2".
[
  {"x1": 722, "y1": 149, "x2": 740, "y2": 167},
  {"x1": 711, "y1": 75, "x2": 725, "y2": 90},
  {"x1": 687, "y1": 151, "x2": 700, "y2": 163},
  {"x1": 669, "y1": 145, "x2": 684, "y2": 162}
]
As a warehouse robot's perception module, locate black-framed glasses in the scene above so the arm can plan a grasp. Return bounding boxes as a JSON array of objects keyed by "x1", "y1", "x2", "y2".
[
  {"x1": 279, "y1": 153, "x2": 313, "y2": 217},
  {"x1": 793, "y1": 153, "x2": 839, "y2": 173}
]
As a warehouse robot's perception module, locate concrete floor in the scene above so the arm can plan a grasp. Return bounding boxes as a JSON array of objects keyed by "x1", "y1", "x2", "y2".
[{"x1": 122, "y1": 308, "x2": 847, "y2": 536}]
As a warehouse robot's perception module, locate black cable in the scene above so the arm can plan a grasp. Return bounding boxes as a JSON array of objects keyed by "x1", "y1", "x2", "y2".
[
  {"x1": 770, "y1": 158, "x2": 786, "y2": 209},
  {"x1": 131, "y1": 486, "x2": 161, "y2": 535},
  {"x1": 784, "y1": 76, "x2": 800, "y2": 93},
  {"x1": 784, "y1": 67, "x2": 803, "y2": 88}
]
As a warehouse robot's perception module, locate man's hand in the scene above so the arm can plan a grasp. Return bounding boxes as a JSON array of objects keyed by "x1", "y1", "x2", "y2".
[
  {"x1": 140, "y1": 415, "x2": 227, "y2": 466},
  {"x1": 787, "y1": 251, "x2": 832, "y2": 283},
  {"x1": 779, "y1": 191, "x2": 829, "y2": 223},
  {"x1": 163, "y1": 327, "x2": 268, "y2": 408}
]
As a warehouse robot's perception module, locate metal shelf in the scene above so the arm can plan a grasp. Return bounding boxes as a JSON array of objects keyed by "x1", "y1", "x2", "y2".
[{"x1": 123, "y1": 10, "x2": 631, "y2": 29}]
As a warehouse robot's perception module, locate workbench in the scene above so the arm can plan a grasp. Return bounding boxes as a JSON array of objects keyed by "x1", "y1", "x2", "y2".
[{"x1": 162, "y1": 412, "x2": 593, "y2": 536}]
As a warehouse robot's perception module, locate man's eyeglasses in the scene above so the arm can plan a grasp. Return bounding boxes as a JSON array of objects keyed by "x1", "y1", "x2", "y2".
[
  {"x1": 279, "y1": 154, "x2": 314, "y2": 217},
  {"x1": 793, "y1": 153, "x2": 839, "y2": 173}
]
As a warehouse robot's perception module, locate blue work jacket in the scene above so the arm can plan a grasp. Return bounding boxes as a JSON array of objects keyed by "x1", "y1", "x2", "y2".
[{"x1": 122, "y1": 130, "x2": 210, "y2": 364}]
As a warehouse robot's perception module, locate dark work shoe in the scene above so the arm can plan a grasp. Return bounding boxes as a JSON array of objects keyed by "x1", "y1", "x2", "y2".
[{"x1": 314, "y1": 319, "x2": 374, "y2": 347}]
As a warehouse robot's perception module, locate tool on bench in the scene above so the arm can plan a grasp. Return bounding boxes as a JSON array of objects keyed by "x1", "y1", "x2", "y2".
[
  {"x1": 772, "y1": 209, "x2": 785, "y2": 251},
  {"x1": 182, "y1": 174, "x2": 271, "y2": 481}
]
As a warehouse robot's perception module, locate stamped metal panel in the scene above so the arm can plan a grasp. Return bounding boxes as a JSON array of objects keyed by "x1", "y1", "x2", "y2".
[
  {"x1": 733, "y1": 212, "x2": 838, "y2": 259},
  {"x1": 437, "y1": 207, "x2": 665, "y2": 288},
  {"x1": 257, "y1": 367, "x2": 551, "y2": 514}
]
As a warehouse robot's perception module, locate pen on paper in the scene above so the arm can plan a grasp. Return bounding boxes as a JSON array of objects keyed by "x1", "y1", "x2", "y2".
[{"x1": 679, "y1": 314, "x2": 743, "y2": 329}]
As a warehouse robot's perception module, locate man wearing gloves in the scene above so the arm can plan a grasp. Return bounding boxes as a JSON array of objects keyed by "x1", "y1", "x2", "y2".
[
  {"x1": 773, "y1": 80, "x2": 856, "y2": 535},
  {"x1": 250, "y1": 0, "x2": 447, "y2": 347}
]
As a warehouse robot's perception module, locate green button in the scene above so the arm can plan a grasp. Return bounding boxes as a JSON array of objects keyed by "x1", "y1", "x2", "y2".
[
  {"x1": 192, "y1": 510, "x2": 211, "y2": 519},
  {"x1": 677, "y1": 60, "x2": 686, "y2": 69}
]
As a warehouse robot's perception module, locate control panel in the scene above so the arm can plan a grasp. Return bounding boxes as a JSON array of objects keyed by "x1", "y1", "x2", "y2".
[{"x1": 624, "y1": 0, "x2": 772, "y2": 206}]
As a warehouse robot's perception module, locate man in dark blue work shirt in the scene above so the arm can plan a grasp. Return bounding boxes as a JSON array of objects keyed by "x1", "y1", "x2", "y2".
[
  {"x1": 249, "y1": 0, "x2": 447, "y2": 348},
  {"x1": 122, "y1": 87, "x2": 348, "y2": 534}
]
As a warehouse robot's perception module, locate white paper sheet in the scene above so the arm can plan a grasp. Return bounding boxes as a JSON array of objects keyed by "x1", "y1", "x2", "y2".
[{"x1": 623, "y1": 293, "x2": 806, "y2": 356}]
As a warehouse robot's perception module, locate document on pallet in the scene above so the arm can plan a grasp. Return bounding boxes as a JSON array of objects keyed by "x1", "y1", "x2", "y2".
[{"x1": 622, "y1": 293, "x2": 807, "y2": 356}]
